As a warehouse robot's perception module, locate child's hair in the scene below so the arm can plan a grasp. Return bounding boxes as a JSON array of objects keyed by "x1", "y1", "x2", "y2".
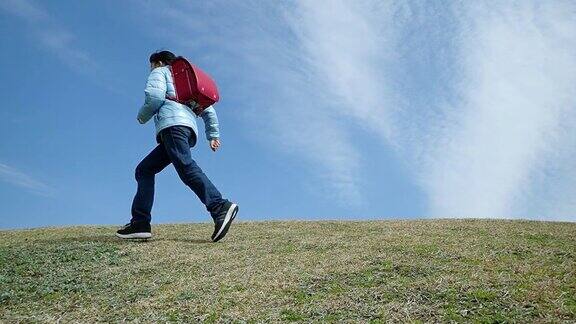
[{"x1": 149, "y1": 50, "x2": 176, "y2": 65}]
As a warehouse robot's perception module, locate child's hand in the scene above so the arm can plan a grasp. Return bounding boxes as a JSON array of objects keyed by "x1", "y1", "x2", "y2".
[{"x1": 210, "y1": 138, "x2": 221, "y2": 152}]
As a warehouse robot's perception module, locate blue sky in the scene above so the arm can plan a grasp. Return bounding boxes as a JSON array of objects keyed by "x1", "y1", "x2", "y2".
[{"x1": 1, "y1": 1, "x2": 575, "y2": 229}]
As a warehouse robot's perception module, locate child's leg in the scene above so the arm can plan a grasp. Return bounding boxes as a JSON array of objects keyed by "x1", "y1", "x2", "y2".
[
  {"x1": 160, "y1": 126, "x2": 226, "y2": 214},
  {"x1": 131, "y1": 144, "x2": 171, "y2": 223}
]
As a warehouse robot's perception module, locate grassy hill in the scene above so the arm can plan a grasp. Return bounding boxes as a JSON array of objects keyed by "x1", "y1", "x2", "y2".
[{"x1": 1, "y1": 219, "x2": 575, "y2": 322}]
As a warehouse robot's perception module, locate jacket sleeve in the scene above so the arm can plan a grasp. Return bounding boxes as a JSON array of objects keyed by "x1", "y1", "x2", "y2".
[
  {"x1": 200, "y1": 106, "x2": 220, "y2": 140},
  {"x1": 137, "y1": 68, "x2": 167, "y2": 124}
]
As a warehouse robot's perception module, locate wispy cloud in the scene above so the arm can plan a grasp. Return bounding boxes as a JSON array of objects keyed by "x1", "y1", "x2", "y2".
[
  {"x1": 0, "y1": 0, "x2": 47, "y2": 23},
  {"x1": 36, "y1": 27, "x2": 98, "y2": 72},
  {"x1": 288, "y1": 1, "x2": 398, "y2": 142},
  {"x1": 1, "y1": 0, "x2": 130, "y2": 106},
  {"x1": 289, "y1": 1, "x2": 576, "y2": 220},
  {"x1": 136, "y1": 1, "x2": 576, "y2": 219},
  {"x1": 0, "y1": 0, "x2": 98, "y2": 73},
  {"x1": 421, "y1": 2, "x2": 576, "y2": 219},
  {"x1": 0, "y1": 162, "x2": 56, "y2": 197},
  {"x1": 264, "y1": 0, "x2": 407, "y2": 207}
]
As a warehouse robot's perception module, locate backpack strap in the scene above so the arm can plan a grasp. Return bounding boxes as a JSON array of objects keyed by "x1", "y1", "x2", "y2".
[{"x1": 165, "y1": 95, "x2": 202, "y2": 116}]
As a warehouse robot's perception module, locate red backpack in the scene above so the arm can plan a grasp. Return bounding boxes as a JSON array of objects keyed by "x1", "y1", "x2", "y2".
[{"x1": 166, "y1": 57, "x2": 220, "y2": 115}]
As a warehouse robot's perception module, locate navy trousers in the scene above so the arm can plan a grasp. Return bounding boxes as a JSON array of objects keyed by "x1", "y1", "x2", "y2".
[{"x1": 131, "y1": 125, "x2": 224, "y2": 224}]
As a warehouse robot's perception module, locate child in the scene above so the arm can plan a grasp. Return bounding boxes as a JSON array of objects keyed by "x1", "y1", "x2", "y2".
[{"x1": 116, "y1": 50, "x2": 238, "y2": 242}]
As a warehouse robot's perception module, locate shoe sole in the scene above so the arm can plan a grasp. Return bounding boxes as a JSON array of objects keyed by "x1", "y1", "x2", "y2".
[
  {"x1": 212, "y1": 203, "x2": 239, "y2": 242},
  {"x1": 115, "y1": 232, "x2": 152, "y2": 239}
]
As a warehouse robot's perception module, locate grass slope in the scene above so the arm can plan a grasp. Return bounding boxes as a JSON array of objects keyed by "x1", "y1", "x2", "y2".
[{"x1": 1, "y1": 219, "x2": 575, "y2": 322}]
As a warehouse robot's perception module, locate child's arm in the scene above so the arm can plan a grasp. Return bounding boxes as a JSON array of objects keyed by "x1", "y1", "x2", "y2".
[
  {"x1": 200, "y1": 106, "x2": 220, "y2": 140},
  {"x1": 137, "y1": 68, "x2": 167, "y2": 124}
]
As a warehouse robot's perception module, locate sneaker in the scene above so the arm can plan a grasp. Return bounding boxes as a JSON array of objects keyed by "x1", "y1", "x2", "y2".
[
  {"x1": 116, "y1": 221, "x2": 152, "y2": 239},
  {"x1": 211, "y1": 201, "x2": 239, "y2": 242}
]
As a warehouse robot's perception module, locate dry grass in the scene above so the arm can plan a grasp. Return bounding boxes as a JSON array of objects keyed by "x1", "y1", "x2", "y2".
[{"x1": 1, "y1": 219, "x2": 575, "y2": 322}]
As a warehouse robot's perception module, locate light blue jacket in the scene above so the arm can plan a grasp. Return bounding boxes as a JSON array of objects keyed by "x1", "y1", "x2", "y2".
[{"x1": 137, "y1": 66, "x2": 220, "y2": 143}]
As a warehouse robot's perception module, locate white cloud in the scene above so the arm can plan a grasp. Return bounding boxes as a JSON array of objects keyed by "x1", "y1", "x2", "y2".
[
  {"x1": 278, "y1": 0, "x2": 406, "y2": 206},
  {"x1": 421, "y1": 2, "x2": 576, "y2": 219},
  {"x1": 0, "y1": 0, "x2": 98, "y2": 73},
  {"x1": 36, "y1": 27, "x2": 97, "y2": 72},
  {"x1": 289, "y1": 1, "x2": 397, "y2": 141},
  {"x1": 0, "y1": 162, "x2": 56, "y2": 197},
  {"x1": 288, "y1": 0, "x2": 576, "y2": 220},
  {"x1": 0, "y1": 0, "x2": 48, "y2": 23},
  {"x1": 118, "y1": 1, "x2": 576, "y2": 219}
]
